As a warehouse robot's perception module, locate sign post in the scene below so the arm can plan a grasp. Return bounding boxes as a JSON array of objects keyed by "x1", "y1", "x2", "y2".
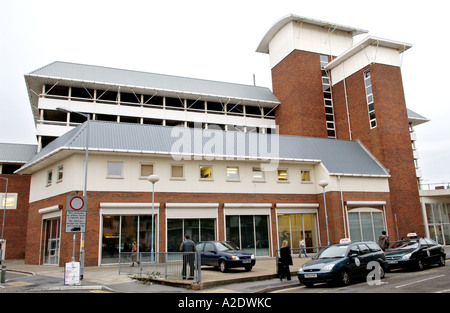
[{"x1": 65, "y1": 196, "x2": 86, "y2": 285}]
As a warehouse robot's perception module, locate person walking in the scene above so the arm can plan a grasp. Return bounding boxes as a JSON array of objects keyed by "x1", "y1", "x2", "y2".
[
  {"x1": 378, "y1": 231, "x2": 390, "y2": 251},
  {"x1": 180, "y1": 234, "x2": 196, "y2": 279},
  {"x1": 279, "y1": 240, "x2": 293, "y2": 281},
  {"x1": 298, "y1": 236, "x2": 308, "y2": 258},
  {"x1": 131, "y1": 241, "x2": 139, "y2": 267}
]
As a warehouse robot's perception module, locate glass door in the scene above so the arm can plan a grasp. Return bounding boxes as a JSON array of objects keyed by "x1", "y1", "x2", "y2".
[{"x1": 42, "y1": 218, "x2": 60, "y2": 265}]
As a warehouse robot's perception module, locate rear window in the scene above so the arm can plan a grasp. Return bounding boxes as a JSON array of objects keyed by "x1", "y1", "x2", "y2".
[{"x1": 366, "y1": 242, "x2": 381, "y2": 252}]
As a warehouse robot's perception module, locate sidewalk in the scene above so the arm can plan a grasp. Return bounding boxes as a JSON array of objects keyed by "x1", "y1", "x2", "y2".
[{"x1": 1, "y1": 256, "x2": 311, "y2": 293}]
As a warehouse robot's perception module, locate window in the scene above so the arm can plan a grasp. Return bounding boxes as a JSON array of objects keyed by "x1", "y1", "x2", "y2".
[
  {"x1": 46, "y1": 170, "x2": 53, "y2": 186},
  {"x1": 364, "y1": 70, "x2": 377, "y2": 128},
  {"x1": 226, "y1": 167, "x2": 239, "y2": 181},
  {"x1": 140, "y1": 163, "x2": 154, "y2": 178},
  {"x1": 252, "y1": 168, "x2": 265, "y2": 182},
  {"x1": 107, "y1": 161, "x2": 123, "y2": 178},
  {"x1": 200, "y1": 166, "x2": 212, "y2": 180},
  {"x1": 57, "y1": 165, "x2": 63, "y2": 182},
  {"x1": 301, "y1": 170, "x2": 311, "y2": 183},
  {"x1": 171, "y1": 165, "x2": 184, "y2": 179},
  {"x1": 277, "y1": 169, "x2": 288, "y2": 182},
  {"x1": 320, "y1": 55, "x2": 336, "y2": 138}
]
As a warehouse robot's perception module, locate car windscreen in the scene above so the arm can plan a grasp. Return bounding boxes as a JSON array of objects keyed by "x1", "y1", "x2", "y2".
[
  {"x1": 389, "y1": 240, "x2": 419, "y2": 250},
  {"x1": 215, "y1": 241, "x2": 238, "y2": 251},
  {"x1": 314, "y1": 245, "x2": 347, "y2": 259}
]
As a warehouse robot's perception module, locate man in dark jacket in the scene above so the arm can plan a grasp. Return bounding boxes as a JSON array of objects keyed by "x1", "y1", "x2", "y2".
[
  {"x1": 378, "y1": 231, "x2": 390, "y2": 251},
  {"x1": 180, "y1": 235, "x2": 196, "y2": 279}
]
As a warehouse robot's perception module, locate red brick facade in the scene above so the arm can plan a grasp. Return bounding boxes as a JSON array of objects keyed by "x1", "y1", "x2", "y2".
[
  {"x1": 26, "y1": 190, "x2": 391, "y2": 266},
  {"x1": 0, "y1": 174, "x2": 31, "y2": 259}
]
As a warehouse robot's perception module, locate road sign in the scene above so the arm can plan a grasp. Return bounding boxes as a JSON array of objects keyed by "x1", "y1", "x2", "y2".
[
  {"x1": 64, "y1": 261, "x2": 81, "y2": 285},
  {"x1": 65, "y1": 196, "x2": 87, "y2": 233}
]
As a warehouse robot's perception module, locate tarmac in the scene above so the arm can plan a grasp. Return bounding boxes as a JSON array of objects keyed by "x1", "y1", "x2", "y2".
[
  {"x1": 1, "y1": 247, "x2": 449, "y2": 293},
  {"x1": 0, "y1": 256, "x2": 311, "y2": 293}
]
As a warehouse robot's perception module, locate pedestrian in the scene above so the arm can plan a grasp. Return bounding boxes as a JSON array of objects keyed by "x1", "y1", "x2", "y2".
[
  {"x1": 279, "y1": 240, "x2": 293, "y2": 281},
  {"x1": 131, "y1": 241, "x2": 139, "y2": 267},
  {"x1": 180, "y1": 234, "x2": 196, "y2": 279},
  {"x1": 298, "y1": 236, "x2": 308, "y2": 258},
  {"x1": 378, "y1": 231, "x2": 390, "y2": 251}
]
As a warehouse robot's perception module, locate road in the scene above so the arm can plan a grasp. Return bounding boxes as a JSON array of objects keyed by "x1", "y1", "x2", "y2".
[{"x1": 271, "y1": 262, "x2": 450, "y2": 293}]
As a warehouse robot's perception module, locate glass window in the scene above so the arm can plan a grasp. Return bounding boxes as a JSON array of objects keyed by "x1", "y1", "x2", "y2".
[
  {"x1": 107, "y1": 161, "x2": 123, "y2": 177},
  {"x1": 277, "y1": 169, "x2": 288, "y2": 181},
  {"x1": 252, "y1": 168, "x2": 265, "y2": 182},
  {"x1": 200, "y1": 166, "x2": 212, "y2": 179},
  {"x1": 140, "y1": 163, "x2": 154, "y2": 178},
  {"x1": 349, "y1": 210, "x2": 384, "y2": 242},
  {"x1": 358, "y1": 243, "x2": 370, "y2": 255},
  {"x1": 226, "y1": 215, "x2": 269, "y2": 256},
  {"x1": 167, "y1": 218, "x2": 216, "y2": 252},
  {"x1": 226, "y1": 167, "x2": 239, "y2": 181},
  {"x1": 171, "y1": 165, "x2": 184, "y2": 179},
  {"x1": 47, "y1": 170, "x2": 52, "y2": 186},
  {"x1": 57, "y1": 166, "x2": 63, "y2": 182}
]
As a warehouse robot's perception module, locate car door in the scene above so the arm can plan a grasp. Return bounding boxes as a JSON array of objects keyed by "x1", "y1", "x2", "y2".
[
  {"x1": 346, "y1": 244, "x2": 363, "y2": 277},
  {"x1": 418, "y1": 239, "x2": 432, "y2": 265},
  {"x1": 424, "y1": 238, "x2": 440, "y2": 264},
  {"x1": 356, "y1": 243, "x2": 373, "y2": 277},
  {"x1": 203, "y1": 242, "x2": 218, "y2": 266}
]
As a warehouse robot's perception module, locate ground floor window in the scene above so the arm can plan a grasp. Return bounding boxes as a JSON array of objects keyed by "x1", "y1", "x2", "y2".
[
  {"x1": 348, "y1": 209, "x2": 384, "y2": 242},
  {"x1": 42, "y1": 218, "x2": 60, "y2": 265},
  {"x1": 277, "y1": 213, "x2": 317, "y2": 253},
  {"x1": 225, "y1": 215, "x2": 269, "y2": 256},
  {"x1": 167, "y1": 218, "x2": 215, "y2": 252},
  {"x1": 101, "y1": 215, "x2": 155, "y2": 264},
  {"x1": 426, "y1": 203, "x2": 450, "y2": 245}
]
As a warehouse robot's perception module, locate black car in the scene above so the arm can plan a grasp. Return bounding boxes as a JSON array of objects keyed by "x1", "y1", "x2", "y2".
[
  {"x1": 297, "y1": 241, "x2": 386, "y2": 287},
  {"x1": 385, "y1": 238, "x2": 446, "y2": 271},
  {"x1": 196, "y1": 241, "x2": 255, "y2": 272}
]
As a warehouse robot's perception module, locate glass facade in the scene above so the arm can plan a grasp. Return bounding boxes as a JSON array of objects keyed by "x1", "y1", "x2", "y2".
[
  {"x1": 167, "y1": 218, "x2": 215, "y2": 252},
  {"x1": 348, "y1": 209, "x2": 384, "y2": 242},
  {"x1": 277, "y1": 213, "x2": 317, "y2": 252},
  {"x1": 225, "y1": 215, "x2": 269, "y2": 256},
  {"x1": 426, "y1": 203, "x2": 450, "y2": 245},
  {"x1": 101, "y1": 215, "x2": 155, "y2": 264}
]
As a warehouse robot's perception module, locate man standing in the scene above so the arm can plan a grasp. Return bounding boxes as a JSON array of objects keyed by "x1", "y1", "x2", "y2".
[
  {"x1": 180, "y1": 235, "x2": 196, "y2": 279},
  {"x1": 378, "y1": 231, "x2": 390, "y2": 251}
]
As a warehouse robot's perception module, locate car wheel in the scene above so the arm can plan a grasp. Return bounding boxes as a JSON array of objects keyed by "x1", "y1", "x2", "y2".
[
  {"x1": 378, "y1": 263, "x2": 385, "y2": 279},
  {"x1": 220, "y1": 260, "x2": 228, "y2": 273},
  {"x1": 244, "y1": 265, "x2": 252, "y2": 271},
  {"x1": 438, "y1": 255, "x2": 446, "y2": 267},
  {"x1": 339, "y1": 270, "x2": 350, "y2": 286},
  {"x1": 417, "y1": 259, "x2": 424, "y2": 271},
  {"x1": 304, "y1": 283, "x2": 314, "y2": 288}
]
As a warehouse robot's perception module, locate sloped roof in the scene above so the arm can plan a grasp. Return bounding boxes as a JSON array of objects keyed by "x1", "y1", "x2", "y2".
[
  {"x1": 0, "y1": 143, "x2": 37, "y2": 164},
  {"x1": 18, "y1": 121, "x2": 389, "y2": 177},
  {"x1": 25, "y1": 61, "x2": 280, "y2": 108},
  {"x1": 407, "y1": 108, "x2": 429, "y2": 127}
]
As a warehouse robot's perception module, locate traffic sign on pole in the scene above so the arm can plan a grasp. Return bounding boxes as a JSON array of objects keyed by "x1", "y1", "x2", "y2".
[{"x1": 65, "y1": 196, "x2": 87, "y2": 233}]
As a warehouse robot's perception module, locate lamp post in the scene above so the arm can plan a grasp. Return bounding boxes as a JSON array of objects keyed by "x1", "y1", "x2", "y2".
[
  {"x1": 147, "y1": 174, "x2": 159, "y2": 265},
  {"x1": 0, "y1": 177, "x2": 8, "y2": 283},
  {"x1": 318, "y1": 180, "x2": 330, "y2": 247},
  {"x1": 56, "y1": 107, "x2": 89, "y2": 279}
]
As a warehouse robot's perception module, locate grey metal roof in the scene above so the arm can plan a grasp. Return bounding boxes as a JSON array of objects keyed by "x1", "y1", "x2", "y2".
[
  {"x1": 19, "y1": 121, "x2": 389, "y2": 177},
  {"x1": 25, "y1": 61, "x2": 280, "y2": 107},
  {"x1": 0, "y1": 143, "x2": 37, "y2": 164},
  {"x1": 407, "y1": 108, "x2": 429, "y2": 127}
]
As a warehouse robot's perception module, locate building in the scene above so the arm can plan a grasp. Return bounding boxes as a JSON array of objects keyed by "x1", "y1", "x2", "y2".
[
  {"x1": 0, "y1": 143, "x2": 37, "y2": 259},
  {"x1": 12, "y1": 14, "x2": 437, "y2": 266}
]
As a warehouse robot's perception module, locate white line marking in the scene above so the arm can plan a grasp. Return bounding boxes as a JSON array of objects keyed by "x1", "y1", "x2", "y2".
[{"x1": 395, "y1": 275, "x2": 445, "y2": 288}]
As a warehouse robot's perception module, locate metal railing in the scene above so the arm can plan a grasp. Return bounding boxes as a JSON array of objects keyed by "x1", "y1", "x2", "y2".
[{"x1": 118, "y1": 252, "x2": 201, "y2": 283}]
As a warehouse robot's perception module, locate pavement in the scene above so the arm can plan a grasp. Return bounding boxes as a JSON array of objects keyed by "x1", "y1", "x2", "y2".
[
  {"x1": 1, "y1": 247, "x2": 449, "y2": 293},
  {"x1": 0, "y1": 256, "x2": 311, "y2": 293}
]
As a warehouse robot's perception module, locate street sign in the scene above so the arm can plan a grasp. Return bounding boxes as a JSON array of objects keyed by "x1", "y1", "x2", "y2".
[
  {"x1": 64, "y1": 261, "x2": 81, "y2": 285},
  {"x1": 65, "y1": 196, "x2": 87, "y2": 233}
]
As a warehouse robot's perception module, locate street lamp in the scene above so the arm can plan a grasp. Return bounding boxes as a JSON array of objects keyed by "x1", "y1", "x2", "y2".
[
  {"x1": 318, "y1": 180, "x2": 330, "y2": 247},
  {"x1": 56, "y1": 107, "x2": 89, "y2": 279},
  {"x1": 0, "y1": 177, "x2": 8, "y2": 283},
  {"x1": 147, "y1": 174, "x2": 159, "y2": 265}
]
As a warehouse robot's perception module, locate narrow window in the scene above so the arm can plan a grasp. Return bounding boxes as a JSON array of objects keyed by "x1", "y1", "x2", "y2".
[
  {"x1": 46, "y1": 170, "x2": 53, "y2": 186},
  {"x1": 320, "y1": 55, "x2": 336, "y2": 138},
  {"x1": 57, "y1": 165, "x2": 64, "y2": 182},
  {"x1": 364, "y1": 70, "x2": 377, "y2": 128}
]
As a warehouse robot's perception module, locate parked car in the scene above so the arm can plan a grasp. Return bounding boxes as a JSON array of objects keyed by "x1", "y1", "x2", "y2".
[
  {"x1": 297, "y1": 241, "x2": 386, "y2": 287},
  {"x1": 385, "y1": 237, "x2": 446, "y2": 271},
  {"x1": 196, "y1": 241, "x2": 255, "y2": 272}
]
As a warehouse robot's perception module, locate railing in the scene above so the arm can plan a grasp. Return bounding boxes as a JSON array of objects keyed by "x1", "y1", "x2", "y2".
[
  {"x1": 118, "y1": 252, "x2": 201, "y2": 283},
  {"x1": 420, "y1": 182, "x2": 450, "y2": 190}
]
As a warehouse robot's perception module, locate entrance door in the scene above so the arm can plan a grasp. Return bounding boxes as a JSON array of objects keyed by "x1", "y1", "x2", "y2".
[{"x1": 42, "y1": 218, "x2": 60, "y2": 265}]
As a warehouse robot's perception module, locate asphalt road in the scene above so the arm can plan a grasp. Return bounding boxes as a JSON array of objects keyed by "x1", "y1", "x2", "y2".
[{"x1": 270, "y1": 261, "x2": 450, "y2": 293}]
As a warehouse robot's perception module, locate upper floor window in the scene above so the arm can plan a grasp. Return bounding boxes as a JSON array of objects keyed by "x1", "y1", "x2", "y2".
[
  {"x1": 200, "y1": 166, "x2": 213, "y2": 180},
  {"x1": 364, "y1": 70, "x2": 377, "y2": 128},
  {"x1": 277, "y1": 169, "x2": 288, "y2": 182},
  {"x1": 252, "y1": 168, "x2": 265, "y2": 182},
  {"x1": 226, "y1": 167, "x2": 240, "y2": 181},
  {"x1": 46, "y1": 170, "x2": 53, "y2": 186},
  {"x1": 140, "y1": 163, "x2": 154, "y2": 178},
  {"x1": 301, "y1": 170, "x2": 311, "y2": 183},
  {"x1": 107, "y1": 161, "x2": 123, "y2": 178},
  {"x1": 57, "y1": 165, "x2": 64, "y2": 182}
]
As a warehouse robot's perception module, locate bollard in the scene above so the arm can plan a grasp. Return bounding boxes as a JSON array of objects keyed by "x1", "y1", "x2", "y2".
[{"x1": 1, "y1": 264, "x2": 6, "y2": 283}]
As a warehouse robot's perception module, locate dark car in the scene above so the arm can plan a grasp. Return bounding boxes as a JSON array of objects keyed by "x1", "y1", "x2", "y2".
[
  {"x1": 297, "y1": 241, "x2": 386, "y2": 287},
  {"x1": 196, "y1": 241, "x2": 255, "y2": 272},
  {"x1": 385, "y1": 238, "x2": 446, "y2": 271}
]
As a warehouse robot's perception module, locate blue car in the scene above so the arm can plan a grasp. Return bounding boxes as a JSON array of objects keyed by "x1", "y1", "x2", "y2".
[
  {"x1": 298, "y1": 241, "x2": 386, "y2": 287},
  {"x1": 196, "y1": 241, "x2": 256, "y2": 272}
]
